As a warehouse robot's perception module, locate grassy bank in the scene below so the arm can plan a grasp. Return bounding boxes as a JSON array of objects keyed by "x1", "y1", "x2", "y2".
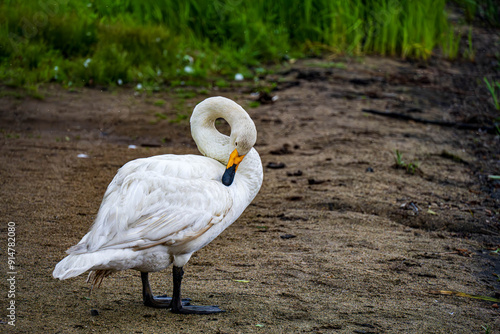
[{"x1": 0, "y1": 0, "x2": 465, "y2": 88}]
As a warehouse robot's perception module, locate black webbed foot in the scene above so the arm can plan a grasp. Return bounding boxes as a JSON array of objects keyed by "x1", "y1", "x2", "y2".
[
  {"x1": 169, "y1": 266, "x2": 226, "y2": 314},
  {"x1": 141, "y1": 272, "x2": 191, "y2": 308},
  {"x1": 171, "y1": 304, "x2": 225, "y2": 314}
]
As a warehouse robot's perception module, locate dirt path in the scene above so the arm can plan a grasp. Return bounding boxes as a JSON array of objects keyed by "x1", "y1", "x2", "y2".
[{"x1": 1, "y1": 50, "x2": 499, "y2": 333}]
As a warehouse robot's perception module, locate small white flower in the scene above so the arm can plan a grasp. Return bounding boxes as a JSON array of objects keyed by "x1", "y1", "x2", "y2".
[
  {"x1": 184, "y1": 66, "x2": 194, "y2": 74},
  {"x1": 183, "y1": 55, "x2": 194, "y2": 64},
  {"x1": 234, "y1": 73, "x2": 244, "y2": 81},
  {"x1": 77, "y1": 153, "x2": 89, "y2": 158},
  {"x1": 54, "y1": 66, "x2": 59, "y2": 71},
  {"x1": 157, "y1": 69, "x2": 162, "y2": 76},
  {"x1": 136, "y1": 83, "x2": 143, "y2": 90},
  {"x1": 128, "y1": 145, "x2": 137, "y2": 149},
  {"x1": 117, "y1": 79, "x2": 123, "y2": 85},
  {"x1": 83, "y1": 58, "x2": 91, "y2": 68}
]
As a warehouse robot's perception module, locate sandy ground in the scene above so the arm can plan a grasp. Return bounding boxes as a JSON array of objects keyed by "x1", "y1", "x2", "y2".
[{"x1": 1, "y1": 31, "x2": 500, "y2": 333}]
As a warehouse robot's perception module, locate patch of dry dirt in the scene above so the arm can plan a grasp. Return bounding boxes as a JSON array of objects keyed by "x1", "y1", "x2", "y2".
[{"x1": 1, "y1": 34, "x2": 499, "y2": 333}]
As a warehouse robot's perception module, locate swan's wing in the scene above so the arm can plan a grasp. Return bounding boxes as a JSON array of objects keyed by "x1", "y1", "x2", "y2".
[{"x1": 68, "y1": 155, "x2": 232, "y2": 253}]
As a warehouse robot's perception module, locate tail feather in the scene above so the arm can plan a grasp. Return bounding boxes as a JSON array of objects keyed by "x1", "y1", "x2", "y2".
[
  {"x1": 53, "y1": 253, "x2": 100, "y2": 280},
  {"x1": 87, "y1": 270, "x2": 114, "y2": 288},
  {"x1": 53, "y1": 248, "x2": 138, "y2": 280}
]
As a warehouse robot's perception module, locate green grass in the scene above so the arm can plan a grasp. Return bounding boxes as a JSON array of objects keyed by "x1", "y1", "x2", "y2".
[
  {"x1": 463, "y1": 28, "x2": 475, "y2": 61},
  {"x1": 153, "y1": 99, "x2": 166, "y2": 107},
  {"x1": 248, "y1": 101, "x2": 261, "y2": 108},
  {"x1": 484, "y1": 77, "x2": 500, "y2": 110},
  {"x1": 0, "y1": 0, "x2": 465, "y2": 88},
  {"x1": 483, "y1": 76, "x2": 500, "y2": 135},
  {"x1": 154, "y1": 112, "x2": 167, "y2": 120},
  {"x1": 482, "y1": 324, "x2": 491, "y2": 334},
  {"x1": 454, "y1": 0, "x2": 500, "y2": 27},
  {"x1": 394, "y1": 150, "x2": 421, "y2": 175},
  {"x1": 306, "y1": 61, "x2": 347, "y2": 69}
]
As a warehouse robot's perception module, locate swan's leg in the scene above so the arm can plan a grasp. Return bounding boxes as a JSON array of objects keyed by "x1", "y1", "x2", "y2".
[
  {"x1": 141, "y1": 272, "x2": 190, "y2": 308},
  {"x1": 170, "y1": 266, "x2": 225, "y2": 314}
]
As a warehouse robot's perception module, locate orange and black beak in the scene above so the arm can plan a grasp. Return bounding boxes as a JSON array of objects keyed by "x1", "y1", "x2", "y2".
[{"x1": 222, "y1": 149, "x2": 245, "y2": 186}]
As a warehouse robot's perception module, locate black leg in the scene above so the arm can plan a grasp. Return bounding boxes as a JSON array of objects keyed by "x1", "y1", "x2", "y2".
[
  {"x1": 141, "y1": 271, "x2": 190, "y2": 308},
  {"x1": 170, "y1": 266, "x2": 225, "y2": 314}
]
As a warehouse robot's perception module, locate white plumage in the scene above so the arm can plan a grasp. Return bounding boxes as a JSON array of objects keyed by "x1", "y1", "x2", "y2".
[{"x1": 53, "y1": 96, "x2": 263, "y2": 314}]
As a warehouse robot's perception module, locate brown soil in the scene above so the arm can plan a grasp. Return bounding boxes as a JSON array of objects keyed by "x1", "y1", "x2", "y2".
[{"x1": 1, "y1": 31, "x2": 500, "y2": 333}]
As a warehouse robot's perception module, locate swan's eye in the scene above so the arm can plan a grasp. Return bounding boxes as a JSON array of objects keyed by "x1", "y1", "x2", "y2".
[{"x1": 235, "y1": 142, "x2": 238, "y2": 146}]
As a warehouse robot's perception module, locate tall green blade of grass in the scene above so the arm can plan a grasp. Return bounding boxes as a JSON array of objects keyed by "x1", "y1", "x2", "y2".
[{"x1": 484, "y1": 77, "x2": 500, "y2": 110}]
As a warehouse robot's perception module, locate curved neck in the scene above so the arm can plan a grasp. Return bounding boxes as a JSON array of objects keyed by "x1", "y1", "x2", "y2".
[{"x1": 190, "y1": 97, "x2": 254, "y2": 165}]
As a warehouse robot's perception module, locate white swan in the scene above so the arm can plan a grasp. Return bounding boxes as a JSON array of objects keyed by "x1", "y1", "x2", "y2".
[{"x1": 53, "y1": 96, "x2": 263, "y2": 314}]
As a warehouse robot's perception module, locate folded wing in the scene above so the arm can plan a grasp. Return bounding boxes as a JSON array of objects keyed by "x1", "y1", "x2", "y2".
[{"x1": 68, "y1": 155, "x2": 232, "y2": 254}]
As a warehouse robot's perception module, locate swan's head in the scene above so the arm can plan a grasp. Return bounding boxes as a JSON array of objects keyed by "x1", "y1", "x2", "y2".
[
  {"x1": 191, "y1": 96, "x2": 257, "y2": 187},
  {"x1": 229, "y1": 122, "x2": 256, "y2": 157},
  {"x1": 222, "y1": 127, "x2": 256, "y2": 186}
]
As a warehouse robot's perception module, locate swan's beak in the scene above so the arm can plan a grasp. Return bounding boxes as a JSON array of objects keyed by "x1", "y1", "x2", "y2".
[{"x1": 222, "y1": 149, "x2": 245, "y2": 186}]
